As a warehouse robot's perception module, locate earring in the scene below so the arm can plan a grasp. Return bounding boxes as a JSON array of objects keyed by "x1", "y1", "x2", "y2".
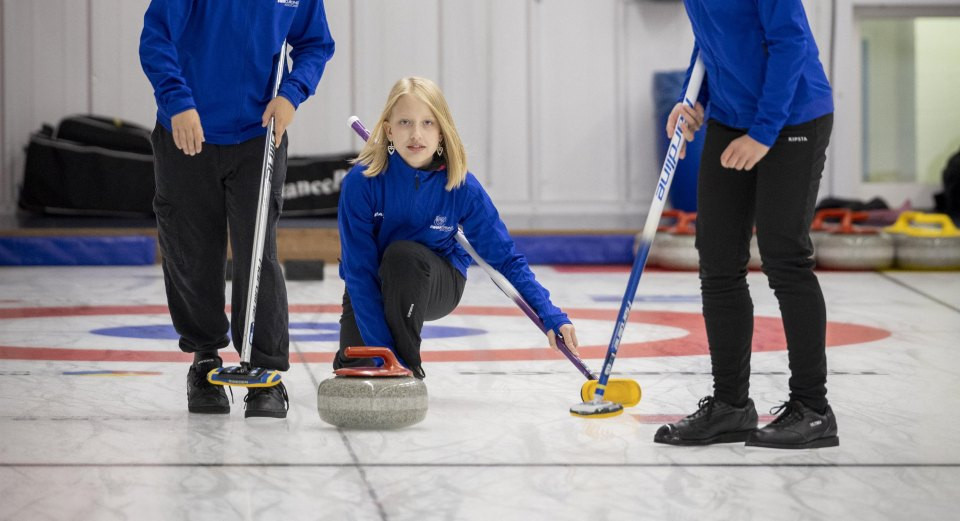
[
  {"x1": 387, "y1": 141, "x2": 395, "y2": 155},
  {"x1": 436, "y1": 144, "x2": 444, "y2": 157}
]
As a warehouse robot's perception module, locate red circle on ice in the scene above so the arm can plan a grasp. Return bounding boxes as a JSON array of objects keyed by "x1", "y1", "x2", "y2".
[{"x1": 0, "y1": 304, "x2": 890, "y2": 362}]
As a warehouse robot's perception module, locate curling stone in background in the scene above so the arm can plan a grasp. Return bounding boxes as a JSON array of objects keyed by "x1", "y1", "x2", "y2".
[
  {"x1": 815, "y1": 211, "x2": 894, "y2": 270},
  {"x1": 652, "y1": 211, "x2": 699, "y2": 271},
  {"x1": 809, "y1": 208, "x2": 850, "y2": 255},
  {"x1": 317, "y1": 347, "x2": 428, "y2": 429},
  {"x1": 885, "y1": 212, "x2": 960, "y2": 270}
]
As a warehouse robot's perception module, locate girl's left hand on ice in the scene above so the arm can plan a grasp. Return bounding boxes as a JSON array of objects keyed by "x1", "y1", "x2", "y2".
[
  {"x1": 548, "y1": 323, "x2": 579, "y2": 356},
  {"x1": 721, "y1": 134, "x2": 770, "y2": 171}
]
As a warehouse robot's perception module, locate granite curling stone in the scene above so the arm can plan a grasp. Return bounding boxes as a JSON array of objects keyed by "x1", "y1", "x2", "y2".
[
  {"x1": 652, "y1": 211, "x2": 699, "y2": 271},
  {"x1": 815, "y1": 211, "x2": 894, "y2": 270},
  {"x1": 809, "y1": 208, "x2": 850, "y2": 256},
  {"x1": 885, "y1": 212, "x2": 960, "y2": 270},
  {"x1": 317, "y1": 347, "x2": 428, "y2": 429}
]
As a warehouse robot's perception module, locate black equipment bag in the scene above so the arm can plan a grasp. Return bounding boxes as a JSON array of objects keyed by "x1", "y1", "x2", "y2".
[
  {"x1": 280, "y1": 152, "x2": 353, "y2": 216},
  {"x1": 20, "y1": 114, "x2": 352, "y2": 218},
  {"x1": 19, "y1": 115, "x2": 155, "y2": 217},
  {"x1": 934, "y1": 147, "x2": 960, "y2": 219},
  {"x1": 56, "y1": 115, "x2": 153, "y2": 155}
]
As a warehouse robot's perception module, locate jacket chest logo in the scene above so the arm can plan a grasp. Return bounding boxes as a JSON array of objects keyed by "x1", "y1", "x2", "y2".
[
  {"x1": 430, "y1": 215, "x2": 454, "y2": 232},
  {"x1": 277, "y1": 0, "x2": 299, "y2": 7}
]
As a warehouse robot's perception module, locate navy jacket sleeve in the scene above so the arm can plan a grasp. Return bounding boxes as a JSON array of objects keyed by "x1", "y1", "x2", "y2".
[
  {"x1": 337, "y1": 169, "x2": 396, "y2": 352},
  {"x1": 459, "y1": 176, "x2": 570, "y2": 333},
  {"x1": 749, "y1": 1, "x2": 809, "y2": 146},
  {"x1": 279, "y1": 0, "x2": 336, "y2": 109},
  {"x1": 139, "y1": 0, "x2": 196, "y2": 118}
]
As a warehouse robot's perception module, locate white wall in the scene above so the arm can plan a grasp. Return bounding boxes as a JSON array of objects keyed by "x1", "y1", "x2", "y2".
[
  {"x1": 915, "y1": 17, "x2": 960, "y2": 185},
  {"x1": 861, "y1": 19, "x2": 916, "y2": 182},
  {"x1": 831, "y1": 0, "x2": 960, "y2": 206},
  {"x1": 0, "y1": 0, "x2": 839, "y2": 225}
]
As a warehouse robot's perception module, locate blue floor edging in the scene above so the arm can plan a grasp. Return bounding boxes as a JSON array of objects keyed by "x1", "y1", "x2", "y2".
[
  {"x1": 512, "y1": 234, "x2": 635, "y2": 264},
  {"x1": 0, "y1": 236, "x2": 156, "y2": 266}
]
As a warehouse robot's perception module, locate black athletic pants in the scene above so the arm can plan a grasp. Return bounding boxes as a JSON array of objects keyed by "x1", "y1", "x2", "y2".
[
  {"x1": 151, "y1": 124, "x2": 290, "y2": 371},
  {"x1": 336, "y1": 241, "x2": 466, "y2": 376},
  {"x1": 696, "y1": 113, "x2": 833, "y2": 412}
]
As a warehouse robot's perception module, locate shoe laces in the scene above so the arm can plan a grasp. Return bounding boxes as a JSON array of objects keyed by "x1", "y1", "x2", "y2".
[
  {"x1": 688, "y1": 396, "x2": 717, "y2": 420},
  {"x1": 244, "y1": 382, "x2": 289, "y2": 408},
  {"x1": 191, "y1": 362, "x2": 216, "y2": 388},
  {"x1": 769, "y1": 401, "x2": 804, "y2": 426},
  {"x1": 191, "y1": 362, "x2": 233, "y2": 402}
]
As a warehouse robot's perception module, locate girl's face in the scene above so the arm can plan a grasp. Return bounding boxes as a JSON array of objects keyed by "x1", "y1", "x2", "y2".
[{"x1": 384, "y1": 94, "x2": 442, "y2": 169}]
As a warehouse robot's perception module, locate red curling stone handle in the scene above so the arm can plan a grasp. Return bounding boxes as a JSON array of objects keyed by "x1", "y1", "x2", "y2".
[{"x1": 334, "y1": 346, "x2": 413, "y2": 377}]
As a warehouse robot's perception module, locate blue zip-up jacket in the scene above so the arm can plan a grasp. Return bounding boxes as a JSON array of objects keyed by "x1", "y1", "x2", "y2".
[
  {"x1": 140, "y1": 0, "x2": 335, "y2": 145},
  {"x1": 338, "y1": 153, "x2": 570, "y2": 353},
  {"x1": 680, "y1": 0, "x2": 833, "y2": 146}
]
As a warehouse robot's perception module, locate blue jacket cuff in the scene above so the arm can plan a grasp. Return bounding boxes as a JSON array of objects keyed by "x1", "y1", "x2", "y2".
[
  {"x1": 747, "y1": 127, "x2": 778, "y2": 148},
  {"x1": 277, "y1": 86, "x2": 304, "y2": 110}
]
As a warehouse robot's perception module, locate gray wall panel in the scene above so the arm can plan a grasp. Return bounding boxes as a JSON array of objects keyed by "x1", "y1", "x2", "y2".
[
  {"x1": 439, "y1": 0, "x2": 492, "y2": 188},
  {"x1": 624, "y1": 1, "x2": 694, "y2": 206},
  {"x1": 484, "y1": 0, "x2": 530, "y2": 203},
  {"x1": 90, "y1": 0, "x2": 155, "y2": 127},
  {"x1": 352, "y1": 0, "x2": 440, "y2": 139},
  {"x1": 537, "y1": 0, "x2": 620, "y2": 205},
  {"x1": 2, "y1": 0, "x2": 90, "y2": 213},
  {"x1": 288, "y1": 0, "x2": 354, "y2": 156}
]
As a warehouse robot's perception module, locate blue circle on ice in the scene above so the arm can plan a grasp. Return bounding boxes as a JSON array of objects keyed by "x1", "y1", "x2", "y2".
[{"x1": 90, "y1": 322, "x2": 486, "y2": 342}]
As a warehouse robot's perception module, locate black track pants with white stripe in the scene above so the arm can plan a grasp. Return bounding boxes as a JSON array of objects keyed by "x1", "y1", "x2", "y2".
[{"x1": 337, "y1": 240, "x2": 466, "y2": 375}]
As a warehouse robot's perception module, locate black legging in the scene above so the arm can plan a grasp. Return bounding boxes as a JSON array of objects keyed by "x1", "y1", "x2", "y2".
[
  {"x1": 336, "y1": 240, "x2": 466, "y2": 374},
  {"x1": 696, "y1": 113, "x2": 833, "y2": 412}
]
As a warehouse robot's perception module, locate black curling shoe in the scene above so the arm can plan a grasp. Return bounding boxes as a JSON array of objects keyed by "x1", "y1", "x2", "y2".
[
  {"x1": 244, "y1": 381, "x2": 289, "y2": 418},
  {"x1": 187, "y1": 357, "x2": 230, "y2": 414},
  {"x1": 746, "y1": 400, "x2": 839, "y2": 449},
  {"x1": 654, "y1": 396, "x2": 758, "y2": 446}
]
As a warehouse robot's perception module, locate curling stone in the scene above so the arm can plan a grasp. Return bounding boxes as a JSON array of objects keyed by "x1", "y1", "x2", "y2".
[
  {"x1": 815, "y1": 211, "x2": 894, "y2": 270},
  {"x1": 810, "y1": 208, "x2": 850, "y2": 255},
  {"x1": 885, "y1": 212, "x2": 960, "y2": 270},
  {"x1": 317, "y1": 347, "x2": 427, "y2": 429},
  {"x1": 653, "y1": 211, "x2": 699, "y2": 271}
]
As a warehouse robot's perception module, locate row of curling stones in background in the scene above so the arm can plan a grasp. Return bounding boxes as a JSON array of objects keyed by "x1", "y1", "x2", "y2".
[
  {"x1": 317, "y1": 347, "x2": 427, "y2": 429},
  {"x1": 748, "y1": 207, "x2": 905, "y2": 270},
  {"x1": 637, "y1": 209, "x2": 960, "y2": 271},
  {"x1": 806, "y1": 208, "x2": 895, "y2": 270},
  {"x1": 810, "y1": 210, "x2": 960, "y2": 270}
]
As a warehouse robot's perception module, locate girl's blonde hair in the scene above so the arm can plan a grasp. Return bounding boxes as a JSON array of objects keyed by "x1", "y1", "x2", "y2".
[{"x1": 354, "y1": 77, "x2": 467, "y2": 191}]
